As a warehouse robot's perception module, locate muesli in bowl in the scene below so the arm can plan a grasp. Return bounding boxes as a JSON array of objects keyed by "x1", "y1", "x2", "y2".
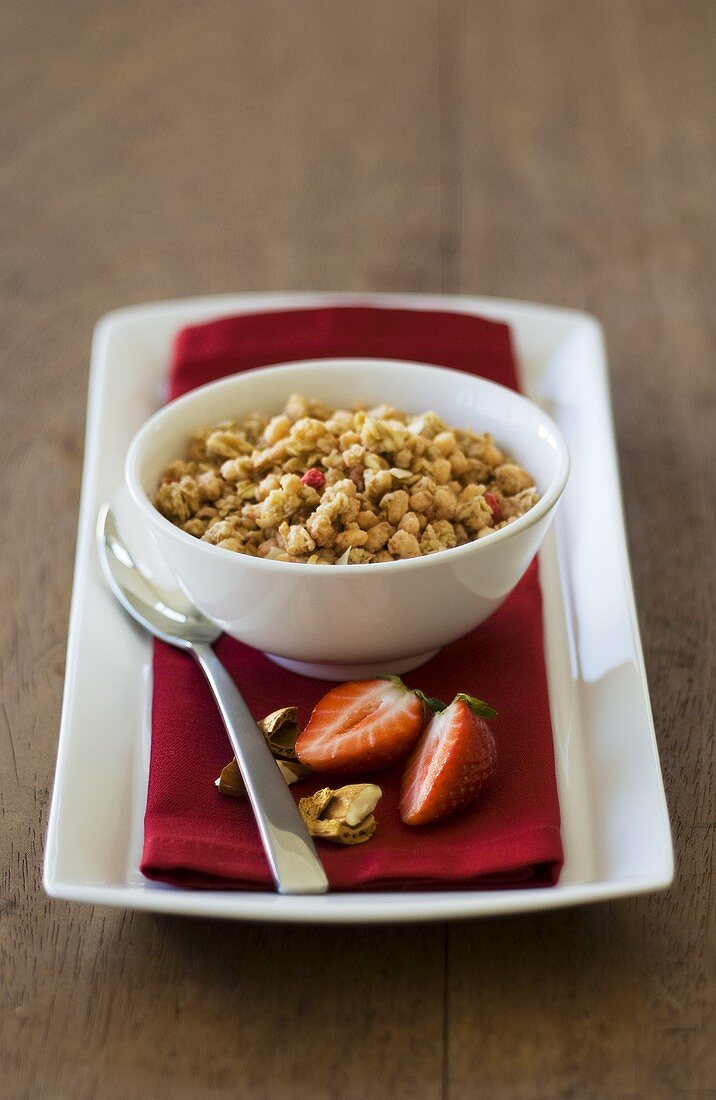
[{"x1": 153, "y1": 395, "x2": 539, "y2": 565}]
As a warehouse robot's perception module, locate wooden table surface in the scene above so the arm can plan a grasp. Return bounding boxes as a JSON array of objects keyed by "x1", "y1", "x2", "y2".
[{"x1": 2, "y1": 2, "x2": 714, "y2": 1097}]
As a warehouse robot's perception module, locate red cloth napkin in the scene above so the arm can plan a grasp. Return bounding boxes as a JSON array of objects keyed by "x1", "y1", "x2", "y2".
[{"x1": 141, "y1": 306, "x2": 563, "y2": 890}]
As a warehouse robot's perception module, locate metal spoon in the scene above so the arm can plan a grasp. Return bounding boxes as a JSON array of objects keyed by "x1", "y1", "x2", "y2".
[{"x1": 96, "y1": 503, "x2": 328, "y2": 895}]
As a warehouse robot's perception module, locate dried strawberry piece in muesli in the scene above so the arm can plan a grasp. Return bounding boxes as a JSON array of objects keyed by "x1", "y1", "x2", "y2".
[{"x1": 301, "y1": 467, "x2": 326, "y2": 491}]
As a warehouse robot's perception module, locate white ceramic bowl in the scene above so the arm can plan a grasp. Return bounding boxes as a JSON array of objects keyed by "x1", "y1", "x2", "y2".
[{"x1": 125, "y1": 359, "x2": 569, "y2": 679}]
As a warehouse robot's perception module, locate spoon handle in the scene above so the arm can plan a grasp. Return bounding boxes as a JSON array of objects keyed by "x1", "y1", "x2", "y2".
[{"x1": 192, "y1": 643, "x2": 328, "y2": 895}]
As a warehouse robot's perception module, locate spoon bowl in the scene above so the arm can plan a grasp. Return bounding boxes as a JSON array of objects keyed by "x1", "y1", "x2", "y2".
[{"x1": 99, "y1": 506, "x2": 220, "y2": 648}]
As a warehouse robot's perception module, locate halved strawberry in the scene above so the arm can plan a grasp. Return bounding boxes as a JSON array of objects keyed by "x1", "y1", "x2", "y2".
[
  {"x1": 295, "y1": 677, "x2": 427, "y2": 775},
  {"x1": 399, "y1": 694, "x2": 497, "y2": 826}
]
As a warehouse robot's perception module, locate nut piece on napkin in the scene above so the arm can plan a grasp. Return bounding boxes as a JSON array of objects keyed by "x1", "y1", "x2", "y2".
[
  {"x1": 215, "y1": 707, "x2": 311, "y2": 797},
  {"x1": 256, "y1": 706, "x2": 302, "y2": 761},
  {"x1": 298, "y1": 784, "x2": 382, "y2": 845}
]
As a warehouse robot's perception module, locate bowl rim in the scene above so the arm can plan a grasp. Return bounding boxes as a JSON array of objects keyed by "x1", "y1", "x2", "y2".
[{"x1": 125, "y1": 357, "x2": 570, "y2": 575}]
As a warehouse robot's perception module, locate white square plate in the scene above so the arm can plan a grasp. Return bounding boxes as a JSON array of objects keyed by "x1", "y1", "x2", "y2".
[{"x1": 43, "y1": 293, "x2": 673, "y2": 922}]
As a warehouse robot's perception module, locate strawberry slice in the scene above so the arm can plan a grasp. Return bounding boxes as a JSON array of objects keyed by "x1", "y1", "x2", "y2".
[
  {"x1": 295, "y1": 677, "x2": 427, "y2": 775},
  {"x1": 399, "y1": 694, "x2": 497, "y2": 826}
]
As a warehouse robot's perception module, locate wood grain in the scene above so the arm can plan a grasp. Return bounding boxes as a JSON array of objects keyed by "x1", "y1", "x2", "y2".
[{"x1": 1, "y1": 2, "x2": 713, "y2": 1097}]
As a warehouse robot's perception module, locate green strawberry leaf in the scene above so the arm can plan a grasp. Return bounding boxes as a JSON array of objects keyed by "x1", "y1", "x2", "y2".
[
  {"x1": 414, "y1": 689, "x2": 448, "y2": 714},
  {"x1": 454, "y1": 692, "x2": 498, "y2": 719}
]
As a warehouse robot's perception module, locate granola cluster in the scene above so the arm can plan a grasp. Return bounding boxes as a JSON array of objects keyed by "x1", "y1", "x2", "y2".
[{"x1": 153, "y1": 394, "x2": 539, "y2": 564}]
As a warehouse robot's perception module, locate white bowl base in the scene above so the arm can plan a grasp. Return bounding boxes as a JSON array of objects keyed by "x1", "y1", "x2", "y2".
[{"x1": 266, "y1": 649, "x2": 442, "y2": 681}]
